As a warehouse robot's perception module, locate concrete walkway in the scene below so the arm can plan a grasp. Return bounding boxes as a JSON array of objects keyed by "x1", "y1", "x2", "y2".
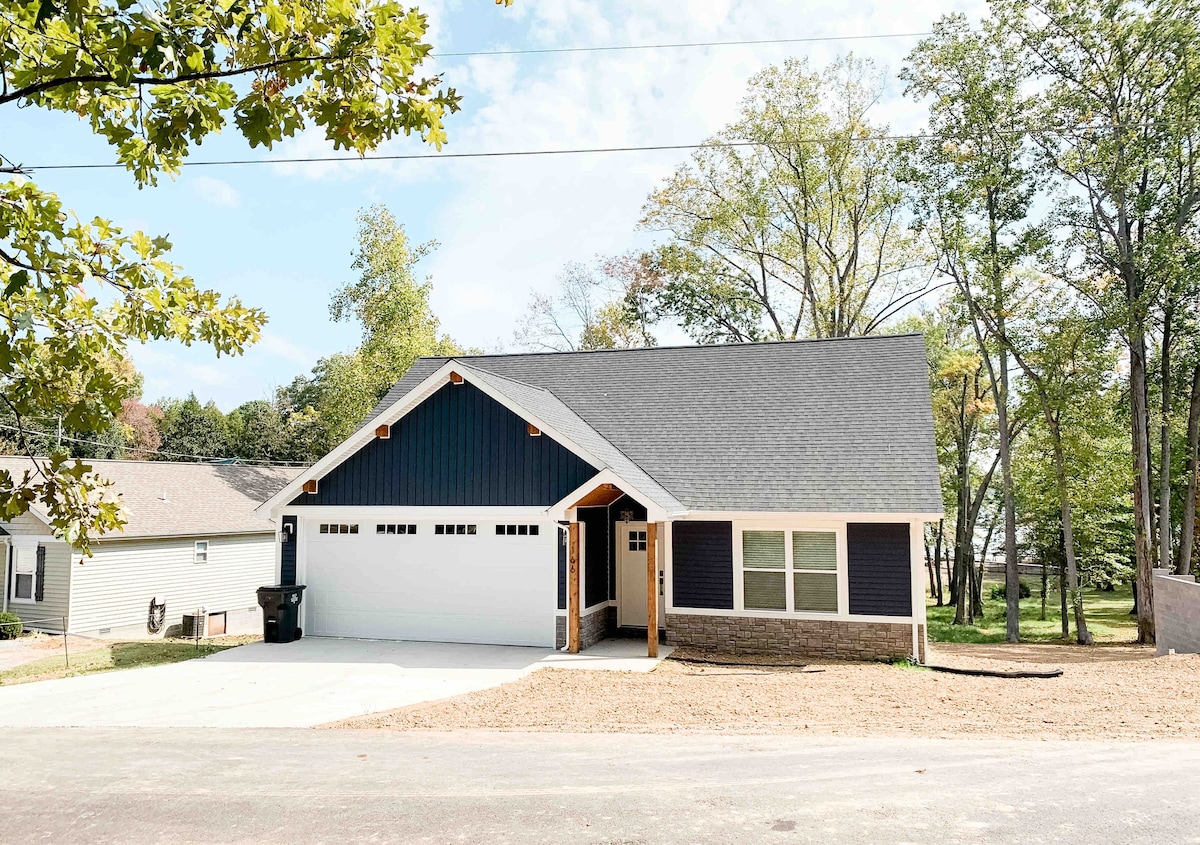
[
  {"x1": 0, "y1": 637, "x2": 670, "y2": 728},
  {"x1": 1, "y1": 730, "x2": 1195, "y2": 843}
]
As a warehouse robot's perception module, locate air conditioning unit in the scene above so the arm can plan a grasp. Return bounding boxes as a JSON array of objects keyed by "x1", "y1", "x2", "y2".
[{"x1": 181, "y1": 612, "x2": 206, "y2": 639}]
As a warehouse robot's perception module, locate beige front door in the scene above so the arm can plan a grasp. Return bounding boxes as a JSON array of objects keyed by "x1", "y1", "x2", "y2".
[{"x1": 617, "y1": 522, "x2": 649, "y2": 628}]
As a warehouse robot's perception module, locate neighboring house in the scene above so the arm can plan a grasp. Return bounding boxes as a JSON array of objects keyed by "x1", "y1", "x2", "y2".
[
  {"x1": 1, "y1": 460, "x2": 300, "y2": 638},
  {"x1": 258, "y1": 335, "x2": 943, "y2": 661}
]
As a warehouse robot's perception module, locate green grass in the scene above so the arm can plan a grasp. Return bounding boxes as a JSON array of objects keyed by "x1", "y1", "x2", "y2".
[
  {"x1": 926, "y1": 579, "x2": 1138, "y2": 644},
  {"x1": 0, "y1": 635, "x2": 257, "y2": 685}
]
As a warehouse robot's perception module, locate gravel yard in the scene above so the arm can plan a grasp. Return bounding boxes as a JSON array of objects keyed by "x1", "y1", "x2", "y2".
[{"x1": 335, "y1": 644, "x2": 1200, "y2": 741}]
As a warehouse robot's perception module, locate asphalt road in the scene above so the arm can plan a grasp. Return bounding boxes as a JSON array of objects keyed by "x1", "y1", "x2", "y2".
[{"x1": 1, "y1": 729, "x2": 1196, "y2": 844}]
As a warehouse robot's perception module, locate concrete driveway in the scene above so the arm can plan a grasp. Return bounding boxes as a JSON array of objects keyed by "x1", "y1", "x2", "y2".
[{"x1": 0, "y1": 638, "x2": 668, "y2": 728}]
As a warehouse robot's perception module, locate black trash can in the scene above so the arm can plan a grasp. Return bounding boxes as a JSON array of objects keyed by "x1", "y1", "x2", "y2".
[{"x1": 256, "y1": 585, "x2": 306, "y2": 643}]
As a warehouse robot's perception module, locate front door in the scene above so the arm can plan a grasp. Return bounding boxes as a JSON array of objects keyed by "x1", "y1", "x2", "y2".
[{"x1": 617, "y1": 522, "x2": 649, "y2": 628}]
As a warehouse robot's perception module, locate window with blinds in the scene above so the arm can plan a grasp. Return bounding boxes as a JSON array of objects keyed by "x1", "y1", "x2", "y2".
[
  {"x1": 742, "y1": 530, "x2": 786, "y2": 610},
  {"x1": 739, "y1": 528, "x2": 839, "y2": 614},
  {"x1": 793, "y1": 531, "x2": 838, "y2": 612}
]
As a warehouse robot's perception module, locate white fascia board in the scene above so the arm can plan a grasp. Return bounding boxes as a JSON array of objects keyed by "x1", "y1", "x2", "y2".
[
  {"x1": 280, "y1": 505, "x2": 555, "y2": 522},
  {"x1": 547, "y1": 468, "x2": 679, "y2": 523},
  {"x1": 677, "y1": 510, "x2": 944, "y2": 522},
  {"x1": 256, "y1": 359, "x2": 611, "y2": 517}
]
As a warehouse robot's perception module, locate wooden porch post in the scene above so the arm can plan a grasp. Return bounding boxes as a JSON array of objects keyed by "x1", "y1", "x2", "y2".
[
  {"x1": 647, "y1": 521, "x2": 659, "y2": 658},
  {"x1": 568, "y1": 521, "x2": 581, "y2": 653}
]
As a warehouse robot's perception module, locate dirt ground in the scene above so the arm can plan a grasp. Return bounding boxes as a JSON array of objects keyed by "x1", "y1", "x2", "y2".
[{"x1": 336, "y1": 643, "x2": 1200, "y2": 741}]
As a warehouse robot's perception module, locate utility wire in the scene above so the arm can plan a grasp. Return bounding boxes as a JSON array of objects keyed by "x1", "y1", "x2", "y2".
[
  {"x1": 0, "y1": 421, "x2": 309, "y2": 466},
  {"x1": 436, "y1": 31, "x2": 933, "y2": 57},
  {"x1": 21, "y1": 129, "x2": 1039, "y2": 172}
]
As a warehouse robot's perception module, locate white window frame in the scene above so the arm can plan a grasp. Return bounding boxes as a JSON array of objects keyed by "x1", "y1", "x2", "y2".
[
  {"x1": 732, "y1": 519, "x2": 848, "y2": 617},
  {"x1": 193, "y1": 540, "x2": 209, "y2": 564},
  {"x1": 10, "y1": 544, "x2": 37, "y2": 604}
]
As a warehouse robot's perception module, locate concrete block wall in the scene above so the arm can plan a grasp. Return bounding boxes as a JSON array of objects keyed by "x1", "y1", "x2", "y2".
[
  {"x1": 666, "y1": 614, "x2": 925, "y2": 662},
  {"x1": 1153, "y1": 569, "x2": 1200, "y2": 656}
]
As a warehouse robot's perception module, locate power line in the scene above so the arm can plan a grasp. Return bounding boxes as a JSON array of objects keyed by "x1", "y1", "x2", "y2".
[
  {"x1": 436, "y1": 31, "x2": 933, "y2": 58},
  {"x1": 0, "y1": 421, "x2": 308, "y2": 466},
  {"x1": 16, "y1": 132, "x2": 989, "y2": 172}
]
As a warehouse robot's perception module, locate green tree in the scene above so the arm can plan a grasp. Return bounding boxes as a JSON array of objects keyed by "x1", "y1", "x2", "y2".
[
  {"x1": 1, "y1": 0, "x2": 507, "y2": 549},
  {"x1": 284, "y1": 205, "x2": 462, "y2": 450},
  {"x1": 641, "y1": 56, "x2": 932, "y2": 343},
  {"x1": 515, "y1": 257, "x2": 659, "y2": 352},
  {"x1": 992, "y1": 0, "x2": 1200, "y2": 642},
  {"x1": 157, "y1": 394, "x2": 229, "y2": 460},
  {"x1": 903, "y1": 12, "x2": 1043, "y2": 642},
  {"x1": 226, "y1": 400, "x2": 287, "y2": 462}
]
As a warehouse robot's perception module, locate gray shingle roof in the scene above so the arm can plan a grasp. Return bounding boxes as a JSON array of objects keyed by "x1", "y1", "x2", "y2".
[
  {"x1": 366, "y1": 335, "x2": 941, "y2": 514},
  {"x1": 0, "y1": 458, "x2": 300, "y2": 539}
]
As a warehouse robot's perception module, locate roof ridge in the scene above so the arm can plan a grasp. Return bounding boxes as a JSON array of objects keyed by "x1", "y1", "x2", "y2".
[{"x1": 425, "y1": 332, "x2": 925, "y2": 363}]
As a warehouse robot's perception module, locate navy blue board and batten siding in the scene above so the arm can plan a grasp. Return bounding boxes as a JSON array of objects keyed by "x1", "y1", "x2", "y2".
[
  {"x1": 671, "y1": 521, "x2": 735, "y2": 610},
  {"x1": 280, "y1": 515, "x2": 297, "y2": 586},
  {"x1": 847, "y1": 523, "x2": 912, "y2": 617},
  {"x1": 290, "y1": 382, "x2": 599, "y2": 507}
]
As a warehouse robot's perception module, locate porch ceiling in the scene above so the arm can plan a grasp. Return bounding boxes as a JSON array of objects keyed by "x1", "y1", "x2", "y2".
[{"x1": 568, "y1": 483, "x2": 625, "y2": 509}]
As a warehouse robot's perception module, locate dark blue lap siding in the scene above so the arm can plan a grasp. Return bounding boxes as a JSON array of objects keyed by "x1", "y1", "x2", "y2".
[
  {"x1": 671, "y1": 521, "x2": 734, "y2": 610},
  {"x1": 847, "y1": 523, "x2": 912, "y2": 617},
  {"x1": 290, "y1": 382, "x2": 598, "y2": 507}
]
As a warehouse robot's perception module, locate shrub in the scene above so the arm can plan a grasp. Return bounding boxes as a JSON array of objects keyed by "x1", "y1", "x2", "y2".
[
  {"x1": 990, "y1": 581, "x2": 1032, "y2": 600},
  {"x1": 0, "y1": 611, "x2": 22, "y2": 640}
]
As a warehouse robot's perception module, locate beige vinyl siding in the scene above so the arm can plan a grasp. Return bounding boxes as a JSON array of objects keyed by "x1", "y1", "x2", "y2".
[
  {"x1": 1, "y1": 511, "x2": 53, "y2": 536},
  {"x1": 7, "y1": 542, "x2": 72, "y2": 631},
  {"x1": 69, "y1": 533, "x2": 275, "y2": 635},
  {"x1": 2, "y1": 512, "x2": 71, "y2": 630}
]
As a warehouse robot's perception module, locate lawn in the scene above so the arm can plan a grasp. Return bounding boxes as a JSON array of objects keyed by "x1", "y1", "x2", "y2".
[
  {"x1": 927, "y1": 579, "x2": 1138, "y2": 643},
  {"x1": 0, "y1": 635, "x2": 258, "y2": 686}
]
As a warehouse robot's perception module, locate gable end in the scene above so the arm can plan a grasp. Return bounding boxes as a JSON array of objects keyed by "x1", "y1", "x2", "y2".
[{"x1": 290, "y1": 381, "x2": 599, "y2": 507}]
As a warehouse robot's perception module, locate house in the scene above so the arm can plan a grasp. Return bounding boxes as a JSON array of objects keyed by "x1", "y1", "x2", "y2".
[
  {"x1": 1, "y1": 459, "x2": 300, "y2": 638},
  {"x1": 258, "y1": 335, "x2": 943, "y2": 661}
]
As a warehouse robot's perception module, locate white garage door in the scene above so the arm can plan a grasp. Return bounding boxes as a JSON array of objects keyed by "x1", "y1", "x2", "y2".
[{"x1": 302, "y1": 519, "x2": 557, "y2": 647}]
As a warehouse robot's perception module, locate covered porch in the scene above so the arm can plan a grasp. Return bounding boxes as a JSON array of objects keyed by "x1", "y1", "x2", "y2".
[{"x1": 551, "y1": 472, "x2": 671, "y2": 657}]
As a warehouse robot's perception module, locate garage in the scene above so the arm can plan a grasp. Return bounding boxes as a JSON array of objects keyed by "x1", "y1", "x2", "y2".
[{"x1": 301, "y1": 518, "x2": 558, "y2": 647}]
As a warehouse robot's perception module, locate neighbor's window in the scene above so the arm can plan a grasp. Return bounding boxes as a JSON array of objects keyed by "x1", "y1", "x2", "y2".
[
  {"x1": 740, "y1": 529, "x2": 839, "y2": 614},
  {"x1": 194, "y1": 540, "x2": 209, "y2": 564},
  {"x1": 11, "y1": 546, "x2": 35, "y2": 601},
  {"x1": 742, "y1": 530, "x2": 786, "y2": 610}
]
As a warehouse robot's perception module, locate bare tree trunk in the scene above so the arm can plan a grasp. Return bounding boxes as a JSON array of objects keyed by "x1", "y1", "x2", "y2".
[
  {"x1": 1158, "y1": 306, "x2": 1174, "y2": 573},
  {"x1": 1130, "y1": 320, "x2": 1156, "y2": 642},
  {"x1": 953, "y1": 453, "x2": 971, "y2": 625},
  {"x1": 1059, "y1": 552, "x2": 1069, "y2": 640},
  {"x1": 925, "y1": 535, "x2": 936, "y2": 601},
  {"x1": 1040, "y1": 559, "x2": 1048, "y2": 621},
  {"x1": 933, "y1": 520, "x2": 945, "y2": 605},
  {"x1": 1178, "y1": 362, "x2": 1200, "y2": 576},
  {"x1": 1049, "y1": 415, "x2": 1093, "y2": 645},
  {"x1": 996, "y1": 344, "x2": 1020, "y2": 642}
]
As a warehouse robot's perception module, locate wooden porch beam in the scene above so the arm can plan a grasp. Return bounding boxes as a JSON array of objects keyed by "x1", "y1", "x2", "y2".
[
  {"x1": 568, "y1": 521, "x2": 580, "y2": 653},
  {"x1": 647, "y1": 521, "x2": 659, "y2": 658}
]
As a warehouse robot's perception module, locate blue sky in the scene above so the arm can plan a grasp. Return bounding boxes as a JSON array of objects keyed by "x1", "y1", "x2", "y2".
[{"x1": 7, "y1": 0, "x2": 982, "y2": 410}]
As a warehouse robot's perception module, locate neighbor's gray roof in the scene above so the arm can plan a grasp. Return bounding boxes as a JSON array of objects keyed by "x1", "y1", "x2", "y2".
[
  {"x1": 366, "y1": 335, "x2": 942, "y2": 514},
  {"x1": 0, "y1": 458, "x2": 300, "y2": 539}
]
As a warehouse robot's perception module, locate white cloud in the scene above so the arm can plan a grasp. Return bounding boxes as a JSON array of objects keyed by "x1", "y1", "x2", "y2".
[
  {"x1": 257, "y1": 332, "x2": 314, "y2": 366},
  {"x1": 190, "y1": 175, "x2": 241, "y2": 208}
]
